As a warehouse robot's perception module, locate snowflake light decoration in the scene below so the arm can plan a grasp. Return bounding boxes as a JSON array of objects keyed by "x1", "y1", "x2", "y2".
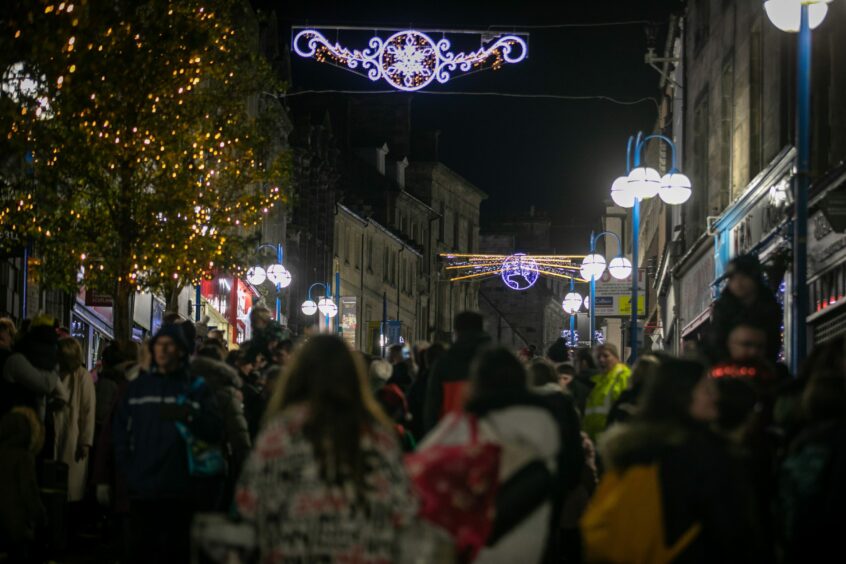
[{"x1": 293, "y1": 28, "x2": 528, "y2": 92}]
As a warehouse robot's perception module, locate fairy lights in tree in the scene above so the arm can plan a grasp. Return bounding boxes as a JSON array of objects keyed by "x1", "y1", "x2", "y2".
[
  {"x1": 293, "y1": 27, "x2": 529, "y2": 91},
  {"x1": 0, "y1": 0, "x2": 291, "y2": 340}
]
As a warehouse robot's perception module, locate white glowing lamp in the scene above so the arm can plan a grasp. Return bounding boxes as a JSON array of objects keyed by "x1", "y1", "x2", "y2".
[
  {"x1": 562, "y1": 292, "x2": 583, "y2": 315},
  {"x1": 764, "y1": 0, "x2": 831, "y2": 32},
  {"x1": 608, "y1": 256, "x2": 633, "y2": 280},
  {"x1": 246, "y1": 266, "x2": 267, "y2": 286},
  {"x1": 301, "y1": 299, "x2": 318, "y2": 316},
  {"x1": 266, "y1": 264, "x2": 292, "y2": 288},
  {"x1": 584, "y1": 296, "x2": 591, "y2": 310},
  {"x1": 610, "y1": 175, "x2": 636, "y2": 209},
  {"x1": 580, "y1": 254, "x2": 606, "y2": 280},
  {"x1": 317, "y1": 297, "x2": 338, "y2": 318},
  {"x1": 659, "y1": 172, "x2": 693, "y2": 205},
  {"x1": 627, "y1": 166, "x2": 661, "y2": 199}
]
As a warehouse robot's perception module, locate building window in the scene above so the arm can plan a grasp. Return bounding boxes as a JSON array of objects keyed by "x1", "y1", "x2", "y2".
[
  {"x1": 383, "y1": 247, "x2": 389, "y2": 281},
  {"x1": 439, "y1": 203, "x2": 446, "y2": 242},
  {"x1": 367, "y1": 236, "x2": 373, "y2": 270},
  {"x1": 749, "y1": 19, "x2": 763, "y2": 179},
  {"x1": 454, "y1": 216, "x2": 461, "y2": 251},
  {"x1": 344, "y1": 227, "x2": 351, "y2": 263},
  {"x1": 720, "y1": 57, "x2": 734, "y2": 206}
]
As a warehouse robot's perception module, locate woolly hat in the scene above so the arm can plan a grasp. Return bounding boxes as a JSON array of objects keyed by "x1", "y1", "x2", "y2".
[{"x1": 150, "y1": 323, "x2": 191, "y2": 358}]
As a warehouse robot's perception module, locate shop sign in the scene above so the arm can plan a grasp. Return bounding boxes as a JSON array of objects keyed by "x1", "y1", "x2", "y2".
[
  {"x1": 340, "y1": 297, "x2": 357, "y2": 350},
  {"x1": 84, "y1": 290, "x2": 113, "y2": 307},
  {"x1": 594, "y1": 269, "x2": 646, "y2": 317},
  {"x1": 731, "y1": 177, "x2": 790, "y2": 258}
]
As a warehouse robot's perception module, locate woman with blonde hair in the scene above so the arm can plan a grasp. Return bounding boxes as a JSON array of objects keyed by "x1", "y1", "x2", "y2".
[
  {"x1": 53, "y1": 337, "x2": 96, "y2": 503},
  {"x1": 235, "y1": 335, "x2": 415, "y2": 562}
]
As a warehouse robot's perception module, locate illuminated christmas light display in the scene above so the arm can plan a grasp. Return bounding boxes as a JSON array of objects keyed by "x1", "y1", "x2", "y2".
[
  {"x1": 442, "y1": 253, "x2": 585, "y2": 290},
  {"x1": 292, "y1": 27, "x2": 528, "y2": 91}
]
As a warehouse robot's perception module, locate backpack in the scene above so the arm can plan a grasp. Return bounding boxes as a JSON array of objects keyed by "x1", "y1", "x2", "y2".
[
  {"x1": 174, "y1": 377, "x2": 227, "y2": 477},
  {"x1": 580, "y1": 464, "x2": 701, "y2": 564}
]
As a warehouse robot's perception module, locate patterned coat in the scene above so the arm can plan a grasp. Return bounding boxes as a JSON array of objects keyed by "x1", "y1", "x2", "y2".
[{"x1": 235, "y1": 405, "x2": 416, "y2": 563}]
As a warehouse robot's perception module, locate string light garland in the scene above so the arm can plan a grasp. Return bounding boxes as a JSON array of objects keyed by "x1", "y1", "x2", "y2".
[
  {"x1": 442, "y1": 253, "x2": 586, "y2": 289},
  {"x1": 292, "y1": 27, "x2": 528, "y2": 91}
]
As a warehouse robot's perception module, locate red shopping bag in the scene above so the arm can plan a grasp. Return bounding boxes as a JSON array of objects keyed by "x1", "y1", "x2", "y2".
[{"x1": 405, "y1": 415, "x2": 501, "y2": 562}]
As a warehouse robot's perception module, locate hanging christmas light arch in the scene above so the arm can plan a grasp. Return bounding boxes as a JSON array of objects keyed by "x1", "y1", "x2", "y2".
[
  {"x1": 442, "y1": 253, "x2": 586, "y2": 290},
  {"x1": 292, "y1": 27, "x2": 529, "y2": 92}
]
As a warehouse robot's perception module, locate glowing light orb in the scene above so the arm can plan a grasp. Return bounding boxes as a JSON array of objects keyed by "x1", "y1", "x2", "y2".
[
  {"x1": 580, "y1": 254, "x2": 606, "y2": 280},
  {"x1": 608, "y1": 257, "x2": 633, "y2": 280},
  {"x1": 266, "y1": 264, "x2": 292, "y2": 288},
  {"x1": 246, "y1": 266, "x2": 267, "y2": 286},
  {"x1": 317, "y1": 298, "x2": 338, "y2": 318},
  {"x1": 562, "y1": 292, "x2": 583, "y2": 315},
  {"x1": 301, "y1": 300, "x2": 318, "y2": 316},
  {"x1": 500, "y1": 253, "x2": 539, "y2": 291}
]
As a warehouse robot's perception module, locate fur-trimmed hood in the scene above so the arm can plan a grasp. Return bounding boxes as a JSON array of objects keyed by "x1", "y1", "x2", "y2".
[
  {"x1": 599, "y1": 421, "x2": 692, "y2": 471},
  {"x1": 190, "y1": 356, "x2": 242, "y2": 389}
]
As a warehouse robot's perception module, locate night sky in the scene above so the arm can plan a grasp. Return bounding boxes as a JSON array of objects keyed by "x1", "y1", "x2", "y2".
[{"x1": 265, "y1": 0, "x2": 682, "y2": 253}]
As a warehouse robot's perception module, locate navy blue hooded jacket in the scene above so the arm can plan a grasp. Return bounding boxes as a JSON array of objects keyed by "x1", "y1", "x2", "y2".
[{"x1": 112, "y1": 324, "x2": 222, "y2": 499}]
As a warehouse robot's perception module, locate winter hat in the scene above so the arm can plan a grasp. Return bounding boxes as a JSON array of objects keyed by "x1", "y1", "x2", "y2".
[
  {"x1": 150, "y1": 323, "x2": 191, "y2": 358},
  {"x1": 725, "y1": 254, "x2": 764, "y2": 281}
]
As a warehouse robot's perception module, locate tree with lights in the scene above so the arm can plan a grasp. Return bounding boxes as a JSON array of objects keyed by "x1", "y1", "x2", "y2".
[{"x1": 0, "y1": 0, "x2": 289, "y2": 341}]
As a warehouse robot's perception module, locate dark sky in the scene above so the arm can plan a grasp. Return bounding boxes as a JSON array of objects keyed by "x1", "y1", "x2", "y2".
[{"x1": 265, "y1": 0, "x2": 681, "y2": 253}]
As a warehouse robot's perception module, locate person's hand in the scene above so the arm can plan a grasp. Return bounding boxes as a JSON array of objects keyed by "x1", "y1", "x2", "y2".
[
  {"x1": 96, "y1": 484, "x2": 112, "y2": 507},
  {"x1": 75, "y1": 444, "x2": 90, "y2": 462}
]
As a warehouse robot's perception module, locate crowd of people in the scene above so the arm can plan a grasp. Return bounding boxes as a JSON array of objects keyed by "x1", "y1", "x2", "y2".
[{"x1": 0, "y1": 255, "x2": 844, "y2": 563}]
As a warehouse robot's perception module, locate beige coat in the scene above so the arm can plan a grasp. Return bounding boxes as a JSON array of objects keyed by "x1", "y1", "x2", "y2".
[{"x1": 52, "y1": 367, "x2": 95, "y2": 502}]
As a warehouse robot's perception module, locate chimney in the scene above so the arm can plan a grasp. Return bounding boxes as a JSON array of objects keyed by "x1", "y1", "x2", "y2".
[
  {"x1": 356, "y1": 142, "x2": 390, "y2": 175},
  {"x1": 390, "y1": 157, "x2": 409, "y2": 188}
]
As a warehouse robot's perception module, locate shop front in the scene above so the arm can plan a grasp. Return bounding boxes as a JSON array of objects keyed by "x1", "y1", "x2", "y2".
[
  {"x1": 712, "y1": 147, "x2": 793, "y2": 364},
  {"x1": 807, "y1": 164, "x2": 846, "y2": 345}
]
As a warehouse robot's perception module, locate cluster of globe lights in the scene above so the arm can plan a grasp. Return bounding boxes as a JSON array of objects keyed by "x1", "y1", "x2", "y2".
[
  {"x1": 246, "y1": 264, "x2": 292, "y2": 289},
  {"x1": 610, "y1": 167, "x2": 692, "y2": 209},
  {"x1": 562, "y1": 254, "x2": 632, "y2": 315},
  {"x1": 301, "y1": 297, "x2": 338, "y2": 318}
]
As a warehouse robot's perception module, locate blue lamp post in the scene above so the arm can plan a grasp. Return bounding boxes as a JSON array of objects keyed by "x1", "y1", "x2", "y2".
[
  {"x1": 301, "y1": 281, "x2": 338, "y2": 332},
  {"x1": 579, "y1": 231, "x2": 632, "y2": 347},
  {"x1": 611, "y1": 132, "x2": 692, "y2": 362},
  {"x1": 764, "y1": 0, "x2": 832, "y2": 373},
  {"x1": 247, "y1": 243, "x2": 292, "y2": 322}
]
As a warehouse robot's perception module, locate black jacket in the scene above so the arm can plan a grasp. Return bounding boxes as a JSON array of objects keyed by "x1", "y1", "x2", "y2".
[
  {"x1": 600, "y1": 421, "x2": 756, "y2": 564},
  {"x1": 423, "y1": 332, "x2": 491, "y2": 434}
]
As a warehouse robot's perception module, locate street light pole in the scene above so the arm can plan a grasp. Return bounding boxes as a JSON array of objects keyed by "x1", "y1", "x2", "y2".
[
  {"x1": 793, "y1": 4, "x2": 811, "y2": 373},
  {"x1": 589, "y1": 231, "x2": 597, "y2": 346}
]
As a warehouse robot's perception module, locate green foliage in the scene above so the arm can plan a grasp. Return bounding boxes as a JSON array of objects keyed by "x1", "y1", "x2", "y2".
[{"x1": 0, "y1": 0, "x2": 290, "y2": 303}]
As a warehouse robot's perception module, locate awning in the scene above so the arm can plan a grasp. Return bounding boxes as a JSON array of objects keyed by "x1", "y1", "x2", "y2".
[{"x1": 72, "y1": 300, "x2": 114, "y2": 340}]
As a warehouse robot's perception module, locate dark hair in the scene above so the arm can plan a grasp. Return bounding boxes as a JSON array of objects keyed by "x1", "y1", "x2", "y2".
[
  {"x1": 470, "y1": 346, "x2": 527, "y2": 395},
  {"x1": 266, "y1": 336, "x2": 392, "y2": 492},
  {"x1": 630, "y1": 354, "x2": 664, "y2": 388},
  {"x1": 225, "y1": 349, "x2": 242, "y2": 367},
  {"x1": 802, "y1": 376, "x2": 846, "y2": 422},
  {"x1": 529, "y1": 359, "x2": 559, "y2": 387},
  {"x1": 197, "y1": 343, "x2": 225, "y2": 362},
  {"x1": 454, "y1": 311, "x2": 483, "y2": 336},
  {"x1": 639, "y1": 358, "x2": 707, "y2": 424},
  {"x1": 556, "y1": 363, "x2": 577, "y2": 376},
  {"x1": 577, "y1": 348, "x2": 597, "y2": 370},
  {"x1": 277, "y1": 339, "x2": 294, "y2": 353},
  {"x1": 388, "y1": 344, "x2": 403, "y2": 355},
  {"x1": 547, "y1": 337, "x2": 569, "y2": 363}
]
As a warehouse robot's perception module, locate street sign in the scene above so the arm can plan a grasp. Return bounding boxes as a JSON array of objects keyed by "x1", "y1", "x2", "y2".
[{"x1": 594, "y1": 269, "x2": 646, "y2": 317}]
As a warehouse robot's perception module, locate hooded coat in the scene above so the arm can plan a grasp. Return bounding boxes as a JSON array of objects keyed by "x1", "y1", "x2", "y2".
[
  {"x1": 190, "y1": 356, "x2": 251, "y2": 478},
  {"x1": 599, "y1": 421, "x2": 755, "y2": 563}
]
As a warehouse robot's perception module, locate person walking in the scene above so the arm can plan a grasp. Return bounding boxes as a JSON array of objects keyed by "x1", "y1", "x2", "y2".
[
  {"x1": 582, "y1": 344, "x2": 631, "y2": 443},
  {"x1": 423, "y1": 311, "x2": 491, "y2": 433},
  {"x1": 52, "y1": 338, "x2": 96, "y2": 504},
  {"x1": 112, "y1": 323, "x2": 223, "y2": 564},
  {"x1": 583, "y1": 358, "x2": 754, "y2": 563},
  {"x1": 234, "y1": 335, "x2": 415, "y2": 562}
]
